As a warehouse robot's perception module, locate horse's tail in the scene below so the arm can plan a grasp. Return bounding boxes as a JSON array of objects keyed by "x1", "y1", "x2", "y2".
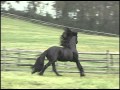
[{"x1": 31, "y1": 50, "x2": 47, "y2": 74}]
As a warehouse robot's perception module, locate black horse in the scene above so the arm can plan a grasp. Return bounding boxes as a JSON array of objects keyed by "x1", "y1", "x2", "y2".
[{"x1": 32, "y1": 27, "x2": 85, "y2": 77}]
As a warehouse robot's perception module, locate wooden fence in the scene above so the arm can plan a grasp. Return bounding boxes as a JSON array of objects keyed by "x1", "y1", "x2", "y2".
[{"x1": 1, "y1": 48, "x2": 119, "y2": 74}]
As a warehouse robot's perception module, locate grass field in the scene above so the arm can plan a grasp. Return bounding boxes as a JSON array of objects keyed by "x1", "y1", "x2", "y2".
[
  {"x1": 1, "y1": 16, "x2": 119, "y2": 89},
  {"x1": 1, "y1": 16, "x2": 119, "y2": 52},
  {"x1": 1, "y1": 71, "x2": 119, "y2": 89}
]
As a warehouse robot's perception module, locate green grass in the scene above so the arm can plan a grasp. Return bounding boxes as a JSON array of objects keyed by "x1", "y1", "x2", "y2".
[
  {"x1": 1, "y1": 16, "x2": 119, "y2": 52},
  {"x1": 1, "y1": 71, "x2": 119, "y2": 89}
]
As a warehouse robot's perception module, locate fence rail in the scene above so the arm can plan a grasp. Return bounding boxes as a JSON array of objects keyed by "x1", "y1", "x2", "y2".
[{"x1": 1, "y1": 48, "x2": 119, "y2": 74}]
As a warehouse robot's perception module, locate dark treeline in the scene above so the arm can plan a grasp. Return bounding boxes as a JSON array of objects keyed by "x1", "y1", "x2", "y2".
[{"x1": 1, "y1": 1, "x2": 119, "y2": 35}]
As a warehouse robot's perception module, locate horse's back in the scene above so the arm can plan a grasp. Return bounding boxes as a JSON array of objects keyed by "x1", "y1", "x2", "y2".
[
  {"x1": 47, "y1": 46, "x2": 62, "y2": 53},
  {"x1": 46, "y1": 46, "x2": 62, "y2": 60}
]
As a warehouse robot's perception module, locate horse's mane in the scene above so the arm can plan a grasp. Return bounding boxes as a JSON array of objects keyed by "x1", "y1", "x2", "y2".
[{"x1": 60, "y1": 27, "x2": 72, "y2": 48}]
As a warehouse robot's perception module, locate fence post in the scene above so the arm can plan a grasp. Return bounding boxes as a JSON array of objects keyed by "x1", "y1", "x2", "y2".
[
  {"x1": 16, "y1": 49, "x2": 21, "y2": 66},
  {"x1": 106, "y1": 50, "x2": 110, "y2": 74},
  {"x1": 2, "y1": 47, "x2": 6, "y2": 71},
  {"x1": 110, "y1": 54, "x2": 114, "y2": 66}
]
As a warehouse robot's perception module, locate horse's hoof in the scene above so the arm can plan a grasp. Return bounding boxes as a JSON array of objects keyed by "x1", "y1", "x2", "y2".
[
  {"x1": 31, "y1": 71, "x2": 36, "y2": 74},
  {"x1": 80, "y1": 73, "x2": 85, "y2": 77},
  {"x1": 57, "y1": 74, "x2": 62, "y2": 76},
  {"x1": 39, "y1": 73, "x2": 43, "y2": 76},
  {"x1": 81, "y1": 75, "x2": 85, "y2": 77},
  {"x1": 39, "y1": 74, "x2": 43, "y2": 76}
]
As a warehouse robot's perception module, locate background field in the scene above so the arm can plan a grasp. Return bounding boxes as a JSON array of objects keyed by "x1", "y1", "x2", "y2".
[
  {"x1": 1, "y1": 16, "x2": 119, "y2": 89},
  {"x1": 1, "y1": 16, "x2": 119, "y2": 52}
]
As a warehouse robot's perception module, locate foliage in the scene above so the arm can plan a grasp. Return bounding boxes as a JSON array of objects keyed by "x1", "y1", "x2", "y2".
[{"x1": 53, "y1": 1, "x2": 119, "y2": 34}]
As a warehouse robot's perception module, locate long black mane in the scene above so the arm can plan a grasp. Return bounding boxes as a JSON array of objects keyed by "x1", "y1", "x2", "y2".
[{"x1": 60, "y1": 27, "x2": 77, "y2": 48}]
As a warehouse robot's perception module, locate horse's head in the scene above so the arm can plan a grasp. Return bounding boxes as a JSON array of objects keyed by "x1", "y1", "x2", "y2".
[{"x1": 60, "y1": 27, "x2": 78, "y2": 48}]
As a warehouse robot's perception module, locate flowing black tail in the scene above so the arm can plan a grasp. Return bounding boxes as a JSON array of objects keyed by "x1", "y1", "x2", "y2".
[{"x1": 31, "y1": 50, "x2": 47, "y2": 74}]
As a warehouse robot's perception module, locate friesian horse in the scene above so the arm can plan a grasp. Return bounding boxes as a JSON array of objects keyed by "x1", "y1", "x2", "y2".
[{"x1": 32, "y1": 27, "x2": 85, "y2": 77}]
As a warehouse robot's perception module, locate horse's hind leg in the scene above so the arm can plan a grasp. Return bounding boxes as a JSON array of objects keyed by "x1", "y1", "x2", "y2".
[
  {"x1": 39, "y1": 61, "x2": 53, "y2": 75},
  {"x1": 52, "y1": 62, "x2": 62, "y2": 76}
]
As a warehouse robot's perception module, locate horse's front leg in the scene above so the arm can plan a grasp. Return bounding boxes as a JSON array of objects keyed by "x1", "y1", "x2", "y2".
[
  {"x1": 75, "y1": 60, "x2": 85, "y2": 77},
  {"x1": 52, "y1": 62, "x2": 62, "y2": 76}
]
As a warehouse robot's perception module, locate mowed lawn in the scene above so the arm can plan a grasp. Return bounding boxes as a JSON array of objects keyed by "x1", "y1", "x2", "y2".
[
  {"x1": 1, "y1": 71, "x2": 119, "y2": 89},
  {"x1": 1, "y1": 16, "x2": 119, "y2": 52},
  {"x1": 1, "y1": 16, "x2": 119, "y2": 89}
]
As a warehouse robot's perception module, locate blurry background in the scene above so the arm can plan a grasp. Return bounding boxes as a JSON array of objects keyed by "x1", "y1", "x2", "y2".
[{"x1": 1, "y1": 1, "x2": 119, "y2": 35}]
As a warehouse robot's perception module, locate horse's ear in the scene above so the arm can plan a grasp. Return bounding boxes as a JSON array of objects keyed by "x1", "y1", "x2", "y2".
[
  {"x1": 62, "y1": 32, "x2": 67, "y2": 38},
  {"x1": 65, "y1": 27, "x2": 73, "y2": 37},
  {"x1": 64, "y1": 27, "x2": 72, "y2": 33},
  {"x1": 73, "y1": 32, "x2": 78, "y2": 36},
  {"x1": 62, "y1": 27, "x2": 70, "y2": 38}
]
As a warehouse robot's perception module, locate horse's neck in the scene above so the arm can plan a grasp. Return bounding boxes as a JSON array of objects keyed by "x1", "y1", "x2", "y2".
[
  {"x1": 69, "y1": 36, "x2": 77, "y2": 52},
  {"x1": 69, "y1": 45, "x2": 77, "y2": 51}
]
